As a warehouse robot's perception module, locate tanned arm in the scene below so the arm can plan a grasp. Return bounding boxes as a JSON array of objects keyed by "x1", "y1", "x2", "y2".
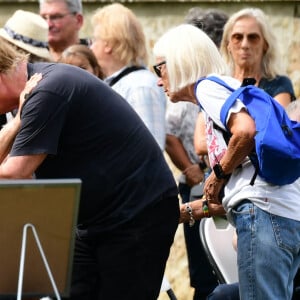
[
  {"x1": 204, "y1": 109, "x2": 256, "y2": 204},
  {"x1": 166, "y1": 134, "x2": 204, "y2": 187},
  {"x1": 0, "y1": 73, "x2": 42, "y2": 170},
  {"x1": 0, "y1": 115, "x2": 22, "y2": 164}
]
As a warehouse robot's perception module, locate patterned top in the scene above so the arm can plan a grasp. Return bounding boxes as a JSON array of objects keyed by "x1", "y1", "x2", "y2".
[{"x1": 166, "y1": 100, "x2": 200, "y2": 164}]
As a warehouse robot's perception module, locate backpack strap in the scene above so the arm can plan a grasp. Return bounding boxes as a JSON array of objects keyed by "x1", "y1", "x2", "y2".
[
  {"x1": 205, "y1": 76, "x2": 235, "y2": 92},
  {"x1": 205, "y1": 76, "x2": 256, "y2": 130},
  {"x1": 220, "y1": 86, "x2": 251, "y2": 130},
  {"x1": 109, "y1": 66, "x2": 146, "y2": 87}
]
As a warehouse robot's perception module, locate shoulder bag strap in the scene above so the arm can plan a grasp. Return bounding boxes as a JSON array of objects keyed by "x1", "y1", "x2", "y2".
[{"x1": 109, "y1": 66, "x2": 146, "y2": 87}]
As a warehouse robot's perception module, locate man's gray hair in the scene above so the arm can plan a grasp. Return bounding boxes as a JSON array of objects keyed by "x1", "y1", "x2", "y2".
[
  {"x1": 39, "y1": 0, "x2": 82, "y2": 14},
  {"x1": 286, "y1": 100, "x2": 300, "y2": 122},
  {"x1": 184, "y1": 8, "x2": 228, "y2": 48}
]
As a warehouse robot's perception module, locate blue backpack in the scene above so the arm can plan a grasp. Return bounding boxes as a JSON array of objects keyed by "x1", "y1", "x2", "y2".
[{"x1": 198, "y1": 76, "x2": 300, "y2": 186}]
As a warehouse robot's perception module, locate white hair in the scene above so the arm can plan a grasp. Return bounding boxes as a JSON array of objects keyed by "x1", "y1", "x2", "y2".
[
  {"x1": 286, "y1": 100, "x2": 300, "y2": 122},
  {"x1": 153, "y1": 24, "x2": 228, "y2": 92}
]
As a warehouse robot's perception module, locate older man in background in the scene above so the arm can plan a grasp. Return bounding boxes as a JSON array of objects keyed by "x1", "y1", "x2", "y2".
[{"x1": 39, "y1": 0, "x2": 90, "y2": 61}]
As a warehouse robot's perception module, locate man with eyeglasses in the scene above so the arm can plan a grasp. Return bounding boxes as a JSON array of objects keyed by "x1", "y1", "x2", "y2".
[{"x1": 39, "y1": 0, "x2": 90, "y2": 61}]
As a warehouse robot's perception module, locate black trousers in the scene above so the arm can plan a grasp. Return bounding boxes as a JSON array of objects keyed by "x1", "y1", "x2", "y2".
[{"x1": 65, "y1": 195, "x2": 179, "y2": 300}]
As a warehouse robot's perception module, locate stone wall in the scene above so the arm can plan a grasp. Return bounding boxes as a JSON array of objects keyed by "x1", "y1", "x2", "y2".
[
  {"x1": 1, "y1": 1, "x2": 300, "y2": 96},
  {"x1": 1, "y1": 1, "x2": 299, "y2": 299}
]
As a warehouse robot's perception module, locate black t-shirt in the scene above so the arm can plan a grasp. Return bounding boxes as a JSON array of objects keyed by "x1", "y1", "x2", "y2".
[
  {"x1": 259, "y1": 75, "x2": 295, "y2": 100},
  {"x1": 11, "y1": 63, "x2": 177, "y2": 234}
]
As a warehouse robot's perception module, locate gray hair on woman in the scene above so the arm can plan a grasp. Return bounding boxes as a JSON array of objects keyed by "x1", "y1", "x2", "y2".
[
  {"x1": 286, "y1": 99, "x2": 300, "y2": 122},
  {"x1": 220, "y1": 8, "x2": 283, "y2": 79},
  {"x1": 153, "y1": 24, "x2": 228, "y2": 93},
  {"x1": 184, "y1": 8, "x2": 228, "y2": 48}
]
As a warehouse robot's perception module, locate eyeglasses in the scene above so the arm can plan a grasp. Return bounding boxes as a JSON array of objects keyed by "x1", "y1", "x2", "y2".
[
  {"x1": 42, "y1": 12, "x2": 76, "y2": 23},
  {"x1": 153, "y1": 61, "x2": 166, "y2": 78},
  {"x1": 230, "y1": 33, "x2": 262, "y2": 45}
]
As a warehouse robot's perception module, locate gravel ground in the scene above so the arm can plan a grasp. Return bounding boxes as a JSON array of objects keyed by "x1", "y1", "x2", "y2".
[
  {"x1": 158, "y1": 224, "x2": 194, "y2": 300},
  {"x1": 157, "y1": 155, "x2": 195, "y2": 300}
]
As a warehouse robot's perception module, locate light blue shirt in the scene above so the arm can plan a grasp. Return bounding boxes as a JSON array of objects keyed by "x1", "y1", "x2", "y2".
[{"x1": 105, "y1": 67, "x2": 166, "y2": 150}]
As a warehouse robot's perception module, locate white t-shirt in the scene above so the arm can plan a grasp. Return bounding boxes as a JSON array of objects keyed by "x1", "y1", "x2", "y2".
[{"x1": 195, "y1": 74, "x2": 300, "y2": 222}]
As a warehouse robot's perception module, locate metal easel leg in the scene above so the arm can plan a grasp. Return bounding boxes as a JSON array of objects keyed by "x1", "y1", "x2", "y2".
[
  {"x1": 161, "y1": 276, "x2": 177, "y2": 300},
  {"x1": 17, "y1": 223, "x2": 61, "y2": 300}
]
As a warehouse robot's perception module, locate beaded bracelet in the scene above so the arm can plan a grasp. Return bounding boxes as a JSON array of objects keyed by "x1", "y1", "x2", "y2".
[
  {"x1": 185, "y1": 202, "x2": 195, "y2": 227},
  {"x1": 202, "y1": 199, "x2": 211, "y2": 218}
]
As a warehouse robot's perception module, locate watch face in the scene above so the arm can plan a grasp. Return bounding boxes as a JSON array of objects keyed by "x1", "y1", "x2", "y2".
[
  {"x1": 213, "y1": 163, "x2": 223, "y2": 179},
  {"x1": 213, "y1": 163, "x2": 231, "y2": 180}
]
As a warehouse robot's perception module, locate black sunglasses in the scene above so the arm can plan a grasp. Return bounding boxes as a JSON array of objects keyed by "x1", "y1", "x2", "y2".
[{"x1": 153, "y1": 61, "x2": 166, "y2": 78}]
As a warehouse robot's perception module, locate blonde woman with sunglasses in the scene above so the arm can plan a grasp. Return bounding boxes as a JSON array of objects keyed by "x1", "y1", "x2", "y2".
[{"x1": 220, "y1": 8, "x2": 295, "y2": 107}]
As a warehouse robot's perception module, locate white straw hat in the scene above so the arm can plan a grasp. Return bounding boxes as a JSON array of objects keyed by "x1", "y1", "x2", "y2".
[{"x1": 0, "y1": 10, "x2": 51, "y2": 60}]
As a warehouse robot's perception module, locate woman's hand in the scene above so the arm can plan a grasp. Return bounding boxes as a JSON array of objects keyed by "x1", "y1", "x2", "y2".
[
  {"x1": 19, "y1": 73, "x2": 42, "y2": 112},
  {"x1": 183, "y1": 164, "x2": 205, "y2": 187},
  {"x1": 204, "y1": 172, "x2": 226, "y2": 204},
  {"x1": 179, "y1": 198, "x2": 225, "y2": 224}
]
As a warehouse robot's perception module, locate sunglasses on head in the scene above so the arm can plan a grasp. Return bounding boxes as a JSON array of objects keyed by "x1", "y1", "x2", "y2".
[{"x1": 153, "y1": 61, "x2": 166, "y2": 78}]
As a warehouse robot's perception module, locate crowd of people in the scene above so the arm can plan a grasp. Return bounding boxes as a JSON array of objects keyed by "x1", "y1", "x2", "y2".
[{"x1": 0, "y1": 1, "x2": 299, "y2": 299}]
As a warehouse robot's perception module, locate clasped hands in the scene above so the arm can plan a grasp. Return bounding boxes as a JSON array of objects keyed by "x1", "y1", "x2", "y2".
[
  {"x1": 179, "y1": 171, "x2": 226, "y2": 224},
  {"x1": 203, "y1": 171, "x2": 226, "y2": 204}
]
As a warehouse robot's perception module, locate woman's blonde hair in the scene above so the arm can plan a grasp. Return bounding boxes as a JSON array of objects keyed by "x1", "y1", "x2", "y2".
[
  {"x1": 220, "y1": 8, "x2": 284, "y2": 79},
  {"x1": 0, "y1": 37, "x2": 28, "y2": 74},
  {"x1": 92, "y1": 3, "x2": 147, "y2": 66},
  {"x1": 153, "y1": 24, "x2": 228, "y2": 92}
]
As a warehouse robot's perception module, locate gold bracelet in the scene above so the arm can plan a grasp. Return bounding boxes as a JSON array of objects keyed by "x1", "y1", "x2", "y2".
[{"x1": 185, "y1": 202, "x2": 195, "y2": 227}]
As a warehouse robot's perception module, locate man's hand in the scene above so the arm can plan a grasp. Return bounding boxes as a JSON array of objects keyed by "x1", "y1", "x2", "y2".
[{"x1": 183, "y1": 164, "x2": 204, "y2": 187}]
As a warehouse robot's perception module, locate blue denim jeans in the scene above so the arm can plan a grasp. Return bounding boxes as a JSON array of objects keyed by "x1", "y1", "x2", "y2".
[
  {"x1": 231, "y1": 200, "x2": 300, "y2": 300},
  {"x1": 207, "y1": 282, "x2": 239, "y2": 300}
]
